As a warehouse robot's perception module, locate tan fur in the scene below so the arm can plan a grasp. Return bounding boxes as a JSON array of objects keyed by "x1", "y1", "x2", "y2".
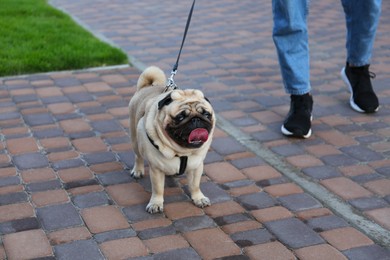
[{"x1": 129, "y1": 66, "x2": 215, "y2": 214}]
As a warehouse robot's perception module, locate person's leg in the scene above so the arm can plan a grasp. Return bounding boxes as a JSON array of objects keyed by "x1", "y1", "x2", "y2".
[
  {"x1": 272, "y1": 0, "x2": 313, "y2": 138},
  {"x1": 340, "y1": 0, "x2": 381, "y2": 113}
]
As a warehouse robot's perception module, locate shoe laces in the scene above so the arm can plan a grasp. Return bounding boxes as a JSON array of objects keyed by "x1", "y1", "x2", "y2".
[{"x1": 349, "y1": 65, "x2": 376, "y2": 92}]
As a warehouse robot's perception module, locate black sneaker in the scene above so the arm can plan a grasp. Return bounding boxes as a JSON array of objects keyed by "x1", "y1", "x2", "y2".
[
  {"x1": 341, "y1": 63, "x2": 379, "y2": 113},
  {"x1": 281, "y1": 93, "x2": 313, "y2": 138}
]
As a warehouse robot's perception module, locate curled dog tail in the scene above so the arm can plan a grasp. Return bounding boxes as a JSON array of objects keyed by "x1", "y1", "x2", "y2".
[{"x1": 136, "y1": 66, "x2": 167, "y2": 90}]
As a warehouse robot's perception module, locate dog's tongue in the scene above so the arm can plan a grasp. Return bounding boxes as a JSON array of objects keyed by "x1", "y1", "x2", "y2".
[{"x1": 188, "y1": 128, "x2": 209, "y2": 144}]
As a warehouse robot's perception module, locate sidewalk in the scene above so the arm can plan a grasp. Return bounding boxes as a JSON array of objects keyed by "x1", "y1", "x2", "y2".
[{"x1": 0, "y1": 0, "x2": 389, "y2": 259}]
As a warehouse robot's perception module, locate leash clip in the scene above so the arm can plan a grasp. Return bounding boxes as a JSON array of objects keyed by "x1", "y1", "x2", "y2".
[{"x1": 165, "y1": 70, "x2": 178, "y2": 92}]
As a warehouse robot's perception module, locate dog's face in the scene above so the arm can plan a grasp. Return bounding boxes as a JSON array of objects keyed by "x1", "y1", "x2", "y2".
[{"x1": 157, "y1": 89, "x2": 214, "y2": 149}]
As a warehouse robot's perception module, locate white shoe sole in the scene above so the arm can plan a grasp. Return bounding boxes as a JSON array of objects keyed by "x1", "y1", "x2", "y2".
[
  {"x1": 340, "y1": 67, "x2": 378, "y2": 113},
  {"x1": 281, "y1": 116, "x2": 313, "y2": 139}
]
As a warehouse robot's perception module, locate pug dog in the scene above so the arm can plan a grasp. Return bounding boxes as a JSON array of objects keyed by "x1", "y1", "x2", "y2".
[{"x1": 128, "y1": 66, "x2": 215, "y2": 213}]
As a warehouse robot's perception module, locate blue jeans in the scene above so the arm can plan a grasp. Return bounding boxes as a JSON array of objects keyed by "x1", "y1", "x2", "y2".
[{"x1": 272, "y1": 0, "x2": 382, "y2": 95}]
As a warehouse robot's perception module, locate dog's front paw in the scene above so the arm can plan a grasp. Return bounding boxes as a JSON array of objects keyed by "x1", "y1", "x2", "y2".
[
  {"x1": 193, "y1": 196, "x2": 211, "y2": 208},
  {"x1": 130, "y1": 166, "x2": 144, "y2": 179},
  {"x1": 146, "y1": 202, "x2": 164, "y2": 214}
]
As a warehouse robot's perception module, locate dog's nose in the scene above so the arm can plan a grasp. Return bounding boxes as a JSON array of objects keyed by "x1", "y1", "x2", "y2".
[{"x1": 192, "y1": 117, "x2": 201, "y2": 125}]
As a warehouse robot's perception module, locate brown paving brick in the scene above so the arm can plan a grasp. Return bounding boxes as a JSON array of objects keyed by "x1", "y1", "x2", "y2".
[
  {"x1": 81, "y1": 205, "x2": 130, "y2": 234},
  {"x1": 48, "y1": 227, "x2": 92, "y2": 245},
  {"x1": 21, "y1": 168, "x2": 56, "y2": 183},
  {"x1": 89, "y1": 162, "x2": 124, "y2": 174},
  {"x1": 58, "y1": 167, "x2": 93, "y2": 183},
  {"x1": 72, "y1": 137, "x2": 107, "y2": 153},
  {"x1": 203, "y1": 200, "x2": 245, "y2": 218},
  {"x1": 264, "y1": 183, "x2": 304, "y2": 197},
  {"x1": 0, "y1": 246, "x2": 5, "y2": 260},
  {"x1": 242, "y1": 165, "x2": 282, "y2": 181},
  {"x1": 107, "y1": 107, "x2": 128, "y2": 117},
  {"x1": 59, "y1": 119, "x2": 91, "y2": 133},
  {"x1": 39, "y1": 137, "x2": 70, "y2": 151},
  {"x1": 316, "y1": 130, "x2": 357, "y2": 147},
  {"x1": 31, "y1": 190, "x2": 69, "y2": 207},
  {"x1": 224, "y1": 151, "x2": 256, "y2": 161},
  {"x1": 87, "y1": 113, "x2": 114, "y2": 121},
  {"x1": 84, "y1": 82, "x2": 111, "y2": 92},
  {"x1": 363, "y1": 179, "x2": 390, "y2": 196},
  {"x1": 305, "y1": 144, "x2": 342, "y2": 156},
  {"x1": 286, "y1": 154, "x2": 324, "y2": 168},
  {"x1": 245, "y1": 241, "x2": 295, "y2": 260},
  {"x1": 229, "y1": 184, "x2": 262, "y2": 196},
  {"x1": 204, "y1": 162, "x2": 247, "y2": 183},
  {"x1": 106, "y1": 183, "x2": 150, "y2": 206},
  {"x1": 338, "y1": 165, "x2": 374, "y2": 177},
  {"x1": 3, "y1": 229, "x2": 52, "y2": 259},
  {"x1": 132, "y1": 218, "x2": 172, "y2": 232},
  {"x1": 185, "y1": 228, "x2": 241, "y2": 260},
  {"x1": 1, "y1": 126, "x2": 29, "y2": 136},
  {"x1": 222, "y1": 220, "x2": 263, "y2": 235},
  {"x1": 111, "y1": 142, "x2": 132, "y2": 152},
  {"x1": 0, "y1": 185, "x2": 24, "y2": 195},
  {"x1": 100, "y1": 237, "x2": 148, "y2": 259},
  {"x1": 101, "y1": 74, "x2": 128, "y2": 84},
  {"x1": 36, "y1": 87, "x2": 62, "y2": 97},
  {"x1": 144, "y1": 234, "x2": 189, "y2": 254},
  {"x1": 0, "y1": 167, "x2": 16, "y2": 178},
  {"x1": 68, "y1": 184, "x2": 104, "y2": 196},
  {"x1": 47, "y1": 103, "x2": 75, "y2": 115},
  {"x1": 319, "y1": 115, "x2": 352, "y2": 126},
  {"x1": 296, "y1": 208, "x2": 333, "y2": 220},
  {"x1": 0, "y1": 203, "x2": 34, "y2": 222},
  {"x1": 20, "y1": 107, "x2": 48, "y2": 115},
  {"x1": 47, "y1": 150, "x2": 79, "y2": 162},
  {"x1": 164, "y1": 202, "x2": 204, "y2": 220},
  {"x1": 321, "y1": 177, "x2": 373, "y2": 200},
  {"x1": 251, "y1": 206, "x2": 294, "y2": 223},
  {"x1": 365, "y1": 208, "x2": 390, "y2": 230},
  {"x1": 6, "y1": 137, "x2": 39, "y2": 155},
  {"x1": 320, "y1": 227, "x2": 373, "y2": 250},
  {"x1": 294, "y1": 244, "x2": 347, "y2": 260},
  {"x1": 251, "y1": 110, "x2": 283, "y2": 124},
  {"x1": 0, "y1": 154, "x2": 10, "y2": 165}
]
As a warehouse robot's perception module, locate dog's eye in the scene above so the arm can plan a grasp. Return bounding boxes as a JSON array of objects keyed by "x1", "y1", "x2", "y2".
[
  {"x1": 203, "y1": 111, "x2": 211, "y2": 119},
  {"x1": 175, "y1": 112, "x2": 186, "y2": 122}
]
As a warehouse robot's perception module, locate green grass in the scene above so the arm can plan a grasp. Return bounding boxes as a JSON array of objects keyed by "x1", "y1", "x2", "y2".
[{"x1": 0, "y1": 0, "x2": 128, "y2": 77}]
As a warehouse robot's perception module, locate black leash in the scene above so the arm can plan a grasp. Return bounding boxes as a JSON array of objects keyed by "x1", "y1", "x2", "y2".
[{"x1": 165, "y1": 0, "x2": 196, "y2": 91}]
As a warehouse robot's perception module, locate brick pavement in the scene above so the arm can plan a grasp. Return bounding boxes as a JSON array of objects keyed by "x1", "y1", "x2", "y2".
[{"x1": 0, "y1": 0, "x2": 389, "y2": 259}]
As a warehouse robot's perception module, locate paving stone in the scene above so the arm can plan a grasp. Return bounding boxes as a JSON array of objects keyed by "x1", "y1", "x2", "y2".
[
  {"x1": 251, "y1": 206, "x2": 294, "y2": 223},
  {"x1": 185, "y1": 228, "x2": 241, "y2": 260},
  {"x1": 236, "y1": 192, "x2": 276, "y2": 210},
  {"x1": 294, "y1": 244, "x2": 347, "y2": 260},
  {"x1": 214, "y1": 213, "x2": 252, "y2": 226},
  {"x1": 123, "y1": 204, "x2": 163, "y2": 222},
  {"x1": 340, "y1": 146, "x2": 384, "y2": 162},
  {"x1": 173, "y1": 215, "x2": 216, "y2": 232},
  {"x1": 365, "y1": 207, "x2": 390, "y2": 230},
  {"x1": 138, "y1": 225, "x2": 177, "y2": 240},
  {"x1": 306, "y1": 215, "x2": 349, "y2": 232},
  {"x1": 90, "y1": 120, "x2": 123, "y2": 133},
  {"x1": 278, "y1": 193, "x2": 322, "y2": 212},
  {"x1": 222, "y1": 179, "x2": 255, "y2": 189},
  {"x1": 72, "y1": 191, "x2": 111, "y2": 208},
  {"x1": 0, "y1": 176, "x2": 20, "y2": 188},
  {"x1": 117, "y1": 151, "x2": 135, "y2": 168},
  {"x1": 64, "y1": 179, "x2": 99, "y2": 190},
  {"x1": 211, "y1": 137, "x2": 247, "y2": 155},
  {"x1": 321, "y1": 177, "x2": 373, "y2": 200},
  {"x1": 48, "y1": 227, "x2": 92, "y2": 245},
  {"x1": 264, "y1": 218, "x2": 325, "y2": 249},
  {"x1": 82, "y1": 151, "x2": 117, "y2": 165},
  {"x1": 54, "y1": 239, "x2": 104, "y2": 260},
  {"x1": 96, "y1": 171, "x2": 133, "y2": 186},
  {"x1": 37, "y1": 203, "x2": 82, "y2": 231},
  {"x1": 100, "y1": 237, "x2": 148, "y2": 259},
  {"x1": 3, "y1": 229, "x2": 52, "y2": 260},
  {"x1": 152, "y1": 248, "x2": 201, "y2": 260},
  {"x1": 198, "y1": 181, "x2": 231, "y2": 203},
  {"x1": 230, "y1": 156, "x2": 265, "y2": 169},
  {"x1": 52, "y1": 158, "x2": 85, "y2": 170},
  {"x1": 270, "y1": 143, "x2": 305, "y2": 156},
  {"x1": 66, "y1": 92, "x2": 94, "y2": 103},
  {"x1": 231, "y1": 228, "x2": 274, "y2": 247},
  {"x1": 256, "y1": 177, "x2": 289, "y2": 187},
  {"x1": 321, "y1": 154, "x2": 359, "y2": 166},
  {"x1": 13, "y1": 152, "x2": 49, "y2": 170},
  {"x1": 25, "y1": 179, "x2": 62, "y2": 192},
  {"x1": 302, "y1": 165, "x2": 342, "y2": 180},
  {"x1": 348, "y1": 197, "x2": 389, "y2": 211},
  {"x1": 244, "y1": 241, "x2": 296, "y2": 259},
  {"x1": 342, "y1": 245, "x2": 390, "y2": 260},
  {"x1": 0, "y1": 217, "x2": 40, "y2": 235},
  {"x1": 144, "y1": 234, "x2": 190, "y2": 254},
  {"x1": 23, "y1": 113, "x2": 55, "y2": 126},
  {"x1": 33, "y1": 127, "x2": 64, "y2": 139},
  {"x1": 204, "y1": 162, "x2": 247, "y2": 183},
  {"x1": 352, "y1": 173, "x2": 384, "y2": 184},
  {"x1": 32, "y1": 190, "x2": 69, "y2": 207},
  {"x1": 320, "y1": 227, "x2": 373, "y2": 251},
  {"x1": 94, "y1": 228, "x2": 137, "y2": 243}
]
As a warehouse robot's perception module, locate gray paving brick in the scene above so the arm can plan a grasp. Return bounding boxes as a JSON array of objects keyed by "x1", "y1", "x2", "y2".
[
  {"x1": 66, "y1": 92, "x2": 94, "y2": 103},
  {"x1": 214, "y1": 213, "x2": 252, "y2": 226},
  {"x1": 0, "y1": 112, "x2": 20, "y2": 120},
  {"x1": 256, "y1": 177, "x2": 289, "y2": 188},
  {"x1": 94, "y1": 228, "x2": 137, "y2": 243},
  {"x1": 64, "y1": 179, "x2": 99, "y2": 190},
  {"x1": 302, "y1": 165, "x2": 342, "y2": 180},
  {"x1": 0, "y1": 217, "x2": 40, "y2": 235},
  {"x1": 72, "y1": 191, "x2": 111, "y2": 208},
  {"x1": 352, "y1": 173, "x2": 384, "y2": 184},
  {"x1": 348, "y1": 197, "x2": 389, "y2": 211},
  {"x1": 0, "y1": 192, "x2": 28, "y2": 205},
  {"x1": 264, "y1": 218, "x2": 325, "y2": 249},
  {"x1": 153, "y1": 248, "x2": 201, "y2": 260},
  {"x1": 321, "y1": 154, "x2": 359, "y2": 167},
  {"x1": 96, "y1": 171, "x2": 133, "y2": 186},
  {"x1": 343, "y1": 245, "x2": 390, "y2": 260},
  {"x1": 52, "y1": 159, "x2": 85, "y2": 170},
  {"x1": 230, "y1": 156, "x2": 265, "y2": 169},
  {"x1": 117, "y1": 151, "x2": 135, "y2": 169},
  {"x1": 340, "y1": 146, "x2": 384, "y2": 162},
  {"x1": 23, "y1": 113, "x2": 55, "y2": 126},
  {"x1": 123, "y1": 204, "x2": 163, "y2": 222},
  {"x1": 25, "y1": 179, "x2": 62, "y2": 192},
  {"x1": 222, "y1": 180, "x2": 255, "y2": 189},
  {"x1": 91, "y1": 120, "x2": 123, "y2": 133},
  {"x1": 278, "y1": 193, "x2": 322, "y2": 212},
  {"x1": 173, "y1": 215, "x2": 216, "y2": 232},
  {"x1": 236, "y1": 192, "x2": 276, "y2": 210},
  {"x1": 33, "y1": 127, "x2": 64, "y2": 139},
  {"x1": 306, "y1": 215, "x2": 349, "y2": 232},
  {"x1": 137, "y1": 225, "x2": 176, "y2": 240},
  {"x1": 199, "y1": 182, "x2": 231, "y2": 204},
  {"x1": 211, "y1": 137, "x2": 247, "y2": 155},
  {"x1": 0, "y1": 176, "x2": 20, "y2": 188},
  {"x1": 37, "y1": 203, "x2": 82, "y2": 231},
  {"x1": 13, "y1": 152, "x2": 49, "y2": 170},
  {"x1": 54, "y1": 239, "x2": 104, "y2": 260},
  {"x1": 82, "y1": 152, "x2": 117, "y2": 165},
  {"x1": 270, "y1": 144, "x2": 305, "y2": 157},
  {"x1": 231, "y1": 228, "x2": 274, "y2": 247}
]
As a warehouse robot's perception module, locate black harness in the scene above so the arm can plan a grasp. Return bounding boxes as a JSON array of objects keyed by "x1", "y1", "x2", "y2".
[{"x1": 147, "y1": 133, "x2": 188, "y2": 176}]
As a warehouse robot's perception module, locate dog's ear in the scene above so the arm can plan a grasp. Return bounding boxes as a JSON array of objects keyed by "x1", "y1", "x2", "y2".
[
  {"x1": 158, "y1": 93, "x2": 173, "y2": 110},
  {"x1": 204, "y1": 96, "x2": 211, "y2": 104}
]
